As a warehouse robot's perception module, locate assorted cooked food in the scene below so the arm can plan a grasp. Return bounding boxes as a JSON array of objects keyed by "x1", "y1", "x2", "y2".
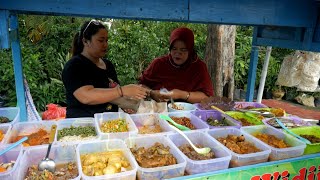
[
  {"x1": 253, "y1": 133, "x2": 290, "y2": 148},
  {"x1": 80, "y1": 151, "x2": 131, "y2": 176},
  {"x1": 170, "y1": 116, "x2": 195, "y2": 130},
  {"x1": 12, "y1": 128, "x2": 49, "y2": 147},
  {"x1": 179, "y1": 144, "x2": 215, "y2": 160},
  {"x1": 130, "y1": 142, "x2": 177, "y2": 168},
  {"x1": 217, "y1": 135, "x2": 261, "y2": 154},
  {"x1": 57, "y1": 126, "x2": 97, "y2": 142},
  {"x1": 138, "y1": 124, "x2": 162, "y2": 134},
  {"x1": 100, "y1": 119, "x2": 129, "y2": 133},
  {"x1": 0, "y1": 161, "x2": 15, "y2": 173},
  {"x1": 266, "y1": 118, "x2": 307, "y2": 128},
  {"x1": 0, "y1": 116, "x2": 10, "y2": 123},
  {"x1": 24, "y1": 162, "x2": 78, "y2": 179},
  {"x1": 299, "y1": 135, "x2": 320, "y2": 144},
  {"x1": 206, "y1": 117, "x2": 229, "y2": 126}
]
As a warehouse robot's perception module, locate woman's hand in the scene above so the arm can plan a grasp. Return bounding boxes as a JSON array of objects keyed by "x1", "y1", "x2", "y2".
[
  {"x1": 122, "y1": 84, "x2": 148, "y2": 99},
  {"x1": 170, "y1": 89, "x2": 189, "y2": 100},
  {"x1": 150, "y1": 90, "x2": 170, "y2": 102}
]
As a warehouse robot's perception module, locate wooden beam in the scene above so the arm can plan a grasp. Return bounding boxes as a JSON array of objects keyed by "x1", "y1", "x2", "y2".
[
  {"x1": 0, "y1": 0, "x2": 189, "y2": 21},
  {"x1": 0, "y1": 0, "x2": 317, "y2": 27}
]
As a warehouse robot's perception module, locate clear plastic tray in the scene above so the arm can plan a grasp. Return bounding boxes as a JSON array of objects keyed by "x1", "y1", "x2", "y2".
[
  {"x1": 77, "y1": 139, "x2": 138, "y2": 180},
  {"x1": 234, "y1": 102, "x2": 268, "y2": 109},
  {"x1": 125, "y1": 135, "x2": 186, "y2": 180},
  {"x1": 207, "y1": 127, "x2": 271, "y2": 167},
  {"x1": 263, "y1": 116, "x2": 312, "y2": 132},
  {"x1": 4, "y1": 121, "x2": 57, "y2": 149},
  {"x1": 0, "y1": 144, "x2": 23, "y2": 180},
  {"x1": 167, "y1": 131, "x2": 231, "y2": 174},
  {"x1": 130, "y1": 113, "x2": 174, "y2": 136},
  {"x1": 0, "y1": 124, "x2": 11, "y2": 144},
  {"x1": 55, "y1": 118, "x2": 99, "y2": 145},
  {"x1": 95, "y1": 112, "x2": 138, "y2": 140},
  {"x1": 17, "y1": 144, "x2": 80, "y2": 179},
  {"x1": 167, "y1": 112, "x2": 209, "y2": 131},
  {"x1": 0, "y1": 107, "x2": 20, "y2": 125},
  {"x1": 192, "y1": 110, "x2": 241, "y2": 129},
  {"x1": 241, "y1": 125, "x2": 306, "y2": 161}
]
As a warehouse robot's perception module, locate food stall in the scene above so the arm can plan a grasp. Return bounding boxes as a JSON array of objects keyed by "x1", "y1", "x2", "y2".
[{"x1": 0, "y1": 0, "x2": 319, "y2": 179}]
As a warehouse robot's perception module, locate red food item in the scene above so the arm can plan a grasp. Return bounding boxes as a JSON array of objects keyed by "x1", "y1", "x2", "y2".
[{"x1": 42, "y1": 104, "x2": 66, "y2": 120}]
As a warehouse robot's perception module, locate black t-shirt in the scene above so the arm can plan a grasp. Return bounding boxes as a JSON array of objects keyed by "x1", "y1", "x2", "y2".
[{"x1": 62, "y1": 54, "x2": 119, "y2": 118}]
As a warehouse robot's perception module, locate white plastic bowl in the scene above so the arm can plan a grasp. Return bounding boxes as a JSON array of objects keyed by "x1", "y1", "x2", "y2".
[{"x1": 168, "y1": 102, "x2": 196, "y2": 112}]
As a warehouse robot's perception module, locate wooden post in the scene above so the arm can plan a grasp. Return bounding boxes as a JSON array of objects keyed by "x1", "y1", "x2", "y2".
[{"x1": 204, "y1": 24, "x2": 236, "y2": 99}]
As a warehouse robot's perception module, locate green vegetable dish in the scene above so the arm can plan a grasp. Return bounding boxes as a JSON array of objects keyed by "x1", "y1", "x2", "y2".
[{"x1": 58, "y1": 126, "x2": 96, "y2": 140}]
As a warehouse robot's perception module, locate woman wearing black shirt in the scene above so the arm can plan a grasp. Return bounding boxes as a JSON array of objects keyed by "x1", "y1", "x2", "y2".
[{"x1": 62, "y1": 20, "x2": 148, "y2": 118}]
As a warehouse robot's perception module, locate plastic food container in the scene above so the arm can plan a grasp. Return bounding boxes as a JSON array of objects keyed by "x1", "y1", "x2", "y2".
[
  {"x1": 17, "y1": 144, "x2": 80, "y2": 179},
  {"x1": 130, "y1": 113, "x2": 174, "y2": 136},
  {"x1": 125, "y1": 135, "x2": 186, "y2": 180},
  {"x1": 192, "y1": 110, "x2": 241, "y2": 129},
  {"x1": 55, "y1": 118, "x2": 100, "y2": 145},
  {"x1": 167, "y1": 131, "x2": 231, "y2": 174},
  {"x1": 0, "y1": 124, "x2": 11, "y2": 144},
  {"x1": 4, "y1": 121, "x2": 57, "y2": 149},
  {"x1": 241, "y1": 125, "x2": 306, "y2": 161},
  {"x1": 0, "y1": 107, "x2": 20, "y2": 125},
  {"x1": 77, "y1": 139, "x2": 138, "y2": 180},
  {"x1": 207, "y1": 127, "x2": 271, "y2": 167},
  {"x1": 225, "y1": 111, "x2": 264, "y2": 126},
  {"x1": 234, "y1": 102, "x2": 268, "y2": 109},
  {"x1": 0, "y1": 144, "x2": 23, "y2": 180},
  {"x1": 288, "y1": 126, "x2": 320, "y2": 154},
  {"x1": 95, "y1": 112, "x2": 138, "y2": 140},
  {"x1": 168, "y1": 112, "x2": 209, "y2": 131},
  {"x1": 168, "y1": 102, "x2": 196, "y2": 112},
  {"x1": 263, "y1": 116, "x2": 312, "y2": 132}
]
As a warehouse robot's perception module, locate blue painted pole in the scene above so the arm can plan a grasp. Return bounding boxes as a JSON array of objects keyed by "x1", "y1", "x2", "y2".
[
  {"x1": 10, "y1": 14, "x2": 27, "y2": 121},
  {"x1": 246, "y1": 46, "x2": 259, "y2": 102}
]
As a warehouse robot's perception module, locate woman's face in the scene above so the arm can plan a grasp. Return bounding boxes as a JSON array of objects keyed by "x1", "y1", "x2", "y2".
[
  {"x1": 84, "y1": 28, "x2": 108, "y2": 58},
  {"x1": 170, "y1": 40, "x2": 189, "y2": 65}
]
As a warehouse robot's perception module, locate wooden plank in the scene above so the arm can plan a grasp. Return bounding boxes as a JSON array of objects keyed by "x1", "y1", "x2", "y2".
[
  {"x1": 189, "y1": 0, "x2": 317, "y2": 27},
  {"x1": 0, "y1": 0, "x2": 188, "y2": 21},
  {"x1": 0, "y1": 0, "x2": 317, "y2": 27},
  {"x1": 256, "y1": 38, "x2": 320, "y2": 52}
]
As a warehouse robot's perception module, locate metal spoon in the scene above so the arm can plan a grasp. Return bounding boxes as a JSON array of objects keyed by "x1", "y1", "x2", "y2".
[
  {"x1": 168, "y1": 122, "x2": 211, "y2": 154},
  {"x1": 38, "y1": 124, "x2": 57, "y2": 172}
]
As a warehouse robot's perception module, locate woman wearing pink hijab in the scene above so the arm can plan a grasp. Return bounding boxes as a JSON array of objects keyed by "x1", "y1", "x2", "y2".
[{"x1": 139, "y1": 27, "x2": 214, "y2": 103}]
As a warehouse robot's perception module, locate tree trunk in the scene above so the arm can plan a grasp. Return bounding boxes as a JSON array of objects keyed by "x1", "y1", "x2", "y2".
[{"x1": 204, "y1": 24, "x2": 236, "y2": 99}]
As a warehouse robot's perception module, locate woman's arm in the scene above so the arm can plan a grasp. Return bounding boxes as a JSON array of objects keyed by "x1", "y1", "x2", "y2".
[
  {"x1": 170, "y1": 89, "x2": 208, "y2": 103},
  {"x1": 74, "y1": 84, "x2": 147, "y2": 105}
]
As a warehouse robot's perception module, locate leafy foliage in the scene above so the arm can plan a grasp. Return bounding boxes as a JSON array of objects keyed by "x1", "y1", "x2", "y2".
[{"x1": 0, "y1": 15, "x2": 292, "y2": 111}]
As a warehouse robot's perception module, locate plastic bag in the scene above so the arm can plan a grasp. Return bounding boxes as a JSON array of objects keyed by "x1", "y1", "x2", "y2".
[{"x1": 42, "y1": 103, "x2": 66, "y2": 120}]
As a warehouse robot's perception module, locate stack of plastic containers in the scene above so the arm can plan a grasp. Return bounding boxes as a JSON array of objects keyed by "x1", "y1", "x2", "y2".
[
  {"x1": 234, "y1": 102, "x2": 268, "y2": 109},
  {"x1": 0, "y1": 107, "x2": 20, "y2": 125},
  {"x1": 241, "y1": 125, "x2": 306, "y2": 161},
  {"x1": 125, "y1": 135, "x2": 186, "y2": 180},
  {"x1": 95, "y1": 112, "x2": 138, "y2": 140},
  {"x1": 77, "y1": 139, "x2": 138, "y2": 180},
  {"x1": 167, "y1": 131, "x2": 231, "y2": 174},
  {"x1": 208, "y1": 127, "x2": 271, "y2": 167},
  {"x1": 192, "y1": 110, "x2": 241, "y2": 129},
  {"x1": 130, "y1": 113, "x2": 175, "y2": 136},
  {"x1": 0, "y1": 144, "x2": 23, "y2": 180},
  {"x1": 17, "y1": 144, "x2": 80, "y2": 179}
]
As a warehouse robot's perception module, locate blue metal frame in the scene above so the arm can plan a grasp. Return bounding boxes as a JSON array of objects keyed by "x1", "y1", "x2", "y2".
[{"x1": 9, "y1": 13, "x2": 27, "y2": 121}]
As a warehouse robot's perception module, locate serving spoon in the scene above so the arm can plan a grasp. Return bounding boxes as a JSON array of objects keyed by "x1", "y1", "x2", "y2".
[
  {"x1": 38, "y1": 124, "x2": 57, "y2": 172},
  {"x1": 159, "y1": 114, "x2": 190, "y2": 131},
  {"x1": 159, "y1": 114, "x2": 210, "y2": 154}
]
